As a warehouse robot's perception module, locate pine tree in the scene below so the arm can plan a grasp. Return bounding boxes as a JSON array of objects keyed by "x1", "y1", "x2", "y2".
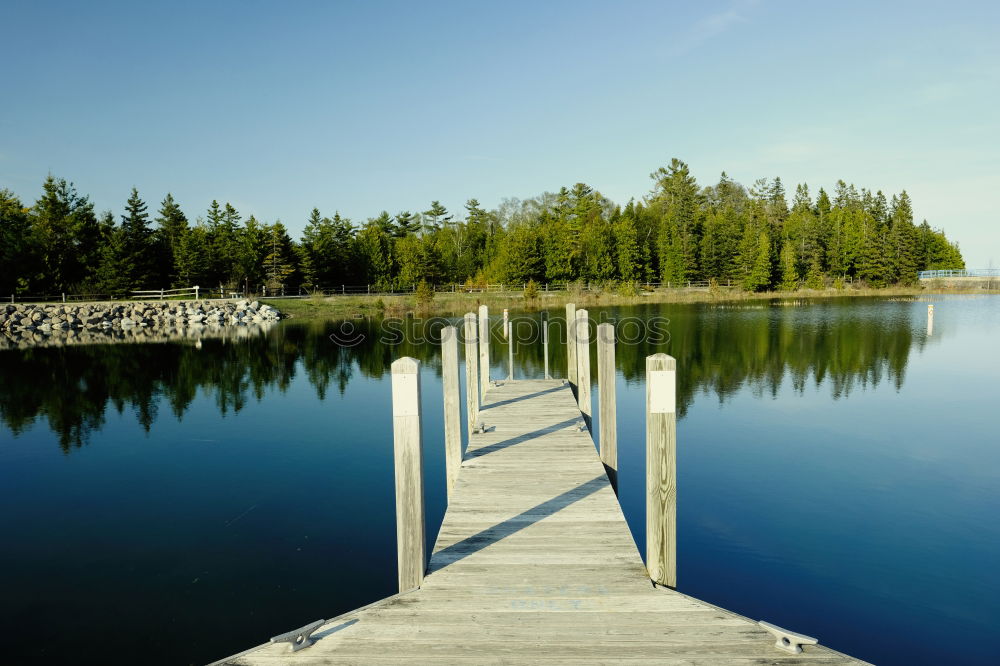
[
  {"x1": 370, "y1": 211, "x2": 394, "y2": 234},
  {"x1": 748, "y1": 230, "x2": 772, "y2": 291},
  {"x1": 93, "y1": 223, "x2": 132, "y2": 295},
  {"x1": 395, "y1": 234, "x2": 443, "y2": 286},
  {"x1": 236, "y1": 215, "x2": 268, "y2": 290},
  {"x1": 329, "y1": 213, "x2": 356, "y2": 284},
  {"x1": 887, "y1": 191, "x2": 918, "y2": 284},
  {"x1": 393, "y1": 211, "x2": 421, "y2": 237},
  {"x1": 422, "y1": 201, "x2": 451, "y2": 234},
  {"x1": 804, "y1": 258, "x2": 825, "y2": 289},
  {"x1": 541, "y1": 209, "x2": 578, "y2": 282},
  {"x1": 205, "y1": 200, "x2": 239, "y2": 287},
  {"x1": 0, "y1": 189, "x2": 31, "y2": 295},
  {"x1": 579, "y1": 214, "x2": 614, "y2": 281},
  {"x1": 779, "y1": 239, "x2": 798, "y2": 291},
  {"x1": 650, "y1": 159, "x2": 701, "y2": 281},
  {"x1": 120, "y1": 187, "x2": 154, "y2": 288},
  {"x1": 355, "y1": 220, "x2": 394, "y2": 289},
  {"x1": 154, "y1": 193, "x2": 188, "y2": 285},
  {"x1": 300, "y1": 208, "x2": 339, "y2": 289},
  {"x1": 492, "y1": 223, "x2": 542, "y2": 283},
  {"x1": 264, "y1": 223, "x2": 297, "y2": 291},
  {"x1": 30, "y1": 175, "x2": 100, "y2": 292},
  {"x1": 173, "y1": 225, "x2": 210, "y2": 287},
  {"x1": 457, "y1": 199, "x2": 490, "y2": 279},
  {"x1": 613, "y1": 213, "x2": 641, "y2": 282}
]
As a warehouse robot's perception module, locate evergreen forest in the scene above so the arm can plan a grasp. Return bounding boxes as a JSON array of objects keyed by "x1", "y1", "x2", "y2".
[{"x1": 0, "y1": 159, "x2": 965, "y2": 296}]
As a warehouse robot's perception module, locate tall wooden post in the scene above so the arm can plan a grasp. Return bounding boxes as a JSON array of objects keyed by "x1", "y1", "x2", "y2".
[
  {"x1": 566, "y1": 303, "x2": 577, "y2": 393},
  {"x1": 507, "y1": 320, "x2": 514, "y2": 380},
  {"x1": 597, "y1": 323, "x2": 617, "y2": 488},
  {"x1": 927, "y1": 304, "x2": 934, "y2": 336},
  {"x1": 391, "y1": 357, "x2": 426, "y2": 591},
  {"x1": 463, "y1": 313, "x2": 479, "y2": 438},
  {"x1": 645, "y1": 353, "x2": 676, "y2": 588},
  {"x1": 542, "y1": 311, "x2": 550, "y2": 379},
  {"x1": 441, "y1": 326, "x2": 462, "y2": 498},
  {"x1": 478, "y1": 305, "x2": 490, "y2": 400},
  {"x1": 575, "y1": 308, "x2": 591, "y2": 430}
]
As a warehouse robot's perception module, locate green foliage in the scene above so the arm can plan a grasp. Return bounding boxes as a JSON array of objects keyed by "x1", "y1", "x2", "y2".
[
  {"x1": 0, "y1": 166, "x2": 968, "y2": 297},
  {"x1": 263, "y1": 223, "x2": 297, "y2": 290},
  {"x1": 0, "y1": 189, "x2": 31, "y2": 295},
  {"x1": 29, "y1": 176, "x2": 100, "y2": 292},
  {"x1": 743, "y1": 229, "x2": 773, "y2": 292},
  {"x1": 154, "y1": 193, "x2": 188, "y2": 285},
  {"x1": 618, "y1": 280, "x2": 640, "y2": 297},
  {"x1": 174, "y1": 225, "x2": 210, "y2": 287},
  {"x1": 524, "y1": 279, "x2": 539, "y2": 300},
  {"x1": 415, "y1": 279, "x2": 434, "y2": 306},
  {"x1": 805, "y1": 259, "x2": 825, "y2": 290},
  {"x1": 492, "y1": 223, "x2": 542, "y2": 283},
  {"x1": 93, "y1": 223, "x2": 132, "y2": 296},
  {"x1": 779, "y1": 240, "x2": 798, "y2": 291}
]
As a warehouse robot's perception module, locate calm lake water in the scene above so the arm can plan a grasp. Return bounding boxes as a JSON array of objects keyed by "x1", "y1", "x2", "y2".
[{"x1": 1, "y1": 296, "x2": 998, "y2": 665}]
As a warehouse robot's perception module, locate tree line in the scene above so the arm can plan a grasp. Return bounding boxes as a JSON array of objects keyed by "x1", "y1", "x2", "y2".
[{"x1": 0, "y1": 159, "x2": 965, "y2": 296}]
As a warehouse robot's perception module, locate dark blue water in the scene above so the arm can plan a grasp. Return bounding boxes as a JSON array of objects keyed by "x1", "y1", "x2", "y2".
[{"x1": 1, "y1": 296, "x2": 997, "y2": 664}]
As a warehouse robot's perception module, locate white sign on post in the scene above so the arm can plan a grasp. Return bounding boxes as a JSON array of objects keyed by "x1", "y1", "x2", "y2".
[
  {"x1": 392, "y1": 373, "x2": 419, "y2": 417},
  {"x1": 648, "y1": 370, "x2": 676, "y2": 414}
]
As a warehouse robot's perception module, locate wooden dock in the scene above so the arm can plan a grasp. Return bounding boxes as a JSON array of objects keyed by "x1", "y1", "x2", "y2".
[{"x1": 216, "y1": 309, "x2": 867, "y2": 665}]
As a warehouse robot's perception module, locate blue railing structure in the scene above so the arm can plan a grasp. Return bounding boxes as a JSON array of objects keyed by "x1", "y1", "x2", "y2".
[{"x1": 918, "y1": 269, "x2": 1000, "y2": 279}]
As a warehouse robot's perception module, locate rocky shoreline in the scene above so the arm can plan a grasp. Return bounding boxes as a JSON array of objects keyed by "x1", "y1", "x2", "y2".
[{"x1": 1, "y1": 300, "x2": 282, "y2": 349}]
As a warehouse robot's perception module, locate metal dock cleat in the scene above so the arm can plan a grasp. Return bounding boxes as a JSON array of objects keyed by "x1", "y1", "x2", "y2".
[
  {"x1": 758, "y1": 621, "x2": 818, "y2": 654},
  {"x1": 270, "y1": 619, "x2": 325, "y2": 652}
]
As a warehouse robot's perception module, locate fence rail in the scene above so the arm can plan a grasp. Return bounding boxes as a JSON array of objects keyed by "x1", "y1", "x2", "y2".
[
  {"x1": 7, "y1": 279, "x2": 729, "y2": 304},
  {"x1": 130, "y1": 287, "x2": 200, "y2": 300},
  {"x1": 8, "y1": 286, "x2": 206, "y2": 304},
  {"x1": 918, "y1": 269, "x2": 1000, "y2": 279}
]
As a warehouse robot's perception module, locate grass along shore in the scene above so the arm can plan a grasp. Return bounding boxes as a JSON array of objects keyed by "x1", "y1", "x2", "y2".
[{"x1": 264, "y1": 283, "x2": 997, "y2": 320}]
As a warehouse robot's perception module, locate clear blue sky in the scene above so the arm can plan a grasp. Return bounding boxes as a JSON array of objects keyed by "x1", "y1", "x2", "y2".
[{"x1": 2, "y1": 0, "x2": 998, "y2": 266}]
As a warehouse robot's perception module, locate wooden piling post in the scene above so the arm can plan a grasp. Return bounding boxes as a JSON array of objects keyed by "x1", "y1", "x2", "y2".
[
  {"x1": 575, "y1": 308, "x2": 591, "y2": 430},
  {"x1": 441, "y1": 326, "x2": 462, "y2": 499},
  {"x1": 566, "y1": 303, "x2": 577, "y2": 393},
  {"x1": 542, "y1": 311, "x2": 550, "y2": 379},
  {"x1": 390, "y1": 357, "x2": 426, "y2": 591},
  {"x1": 645, "y1": 353, "x2": 677, "y2": 588},
  {"x1": 597, "y1": 323, "x2": 617, "y2": 487},
  {"x1": 463, "y1": 313, "x2": 479, "y2": 438},
  {"x1": 507, "y1": 320, "x2": 514, "y2": 380},
  {"x1": 927, "y1": 304, "x2": 934, "y2": 336},
  {"x1": 478, "y1": 305, "x2": 490, "y2": 400}
]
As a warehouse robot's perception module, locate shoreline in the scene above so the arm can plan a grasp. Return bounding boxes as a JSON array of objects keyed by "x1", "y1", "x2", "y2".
[{"x1": 264, "y1": 285, "x2": 999, "y2": 320}]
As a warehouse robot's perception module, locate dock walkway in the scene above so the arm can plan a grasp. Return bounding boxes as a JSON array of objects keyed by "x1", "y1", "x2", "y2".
[{"x1": 221, "y1": 378, "x2": 866, "y2": 665}]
